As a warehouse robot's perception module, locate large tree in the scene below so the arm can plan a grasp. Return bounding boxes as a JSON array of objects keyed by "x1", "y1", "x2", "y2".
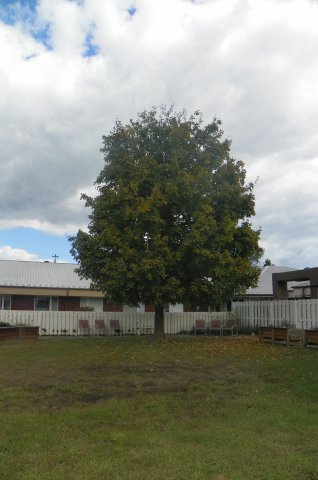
[{"x1": 70, "y1": 107, "x2": 263, "y2": 335}]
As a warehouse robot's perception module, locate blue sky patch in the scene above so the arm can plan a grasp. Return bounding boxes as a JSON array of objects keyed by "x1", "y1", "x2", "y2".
[
  {"x1": 0, "y1": 228, "x2": 74, "y2": 263},
  {"x1": 20, "y1": 0, "x2": 38, "y2": 11},
  {"x1": 31, "y1": 23, "x2": 52, "y2": 50},
  {"x1": 2, "y1": 0, "x2": 38, "y2": 10},
  {"x1": 0, "y1": 0, "x2": 53, "y2": 50},
  {"x1": 0, "y1": 8, "x2": 16, "y2": 25},
  {"x1": 128, "y1": 6, "x2": 137, "y2": 16},
  {"x1": 83, "y1": 30, "x2": 100, "y2": 57},
  {"x1": 0, "y1": 0, "x2": 38, "y2": 26}
]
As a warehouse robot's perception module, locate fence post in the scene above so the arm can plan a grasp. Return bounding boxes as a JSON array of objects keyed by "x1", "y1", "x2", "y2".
[
  {"x1": 268, "y1": 302, "x2": 273, "y2": 327},
  {"x1": 249, "y1": 302, "x2": 254, "y2": 329},
  {"x1": 293, "y1": 301, "x2": 299, "y2": 327}
]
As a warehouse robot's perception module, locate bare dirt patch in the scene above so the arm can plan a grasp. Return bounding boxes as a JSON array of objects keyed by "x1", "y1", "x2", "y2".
[
  {"x1": 0, "y1": 336, "x2": 291, "y2": 411},
  {"x1": 0, "y1": 360, "x2": 249, "y2": 411}
]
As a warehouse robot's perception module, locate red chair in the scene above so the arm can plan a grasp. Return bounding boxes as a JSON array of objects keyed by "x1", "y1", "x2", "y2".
[
  {"x1": 109, "y1": 319, "x2": 123, "y2": 335},
  {"x1": 194, "y1": 319, "x2": 207, "y2": 335},
  {"x1": 95, "y1": 320, "x2": 107, "y2": 335},
  {"x1": 209, "y1": 320, "x2": 223, "y2": 336},
  {"x1": 222, "y1": 319, "x2": 238, "y2": 336},
  {"x1": 79, "y1": 319, "x2": 90, "y2": 335}
]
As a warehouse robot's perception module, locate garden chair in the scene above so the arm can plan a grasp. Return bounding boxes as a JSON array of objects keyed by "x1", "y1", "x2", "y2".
[
  {"x1": 222, "y1": 319, "x2": 238, "y2": 336},
  {"x1": 79, "y1": 319, "x2": 90, "y2": 335},
  {"x1": 109, "y1": 319, "x2": 123, "y2": 335},
  {"x1": 209, "y1": 320, "x2": 223, "y2": 336},
  {"x1": 95, "y1": 319, "x2": 107, "y2": 335},
  {"x1": 194, "y1": 319, "x2": 207, "y2": 335}
]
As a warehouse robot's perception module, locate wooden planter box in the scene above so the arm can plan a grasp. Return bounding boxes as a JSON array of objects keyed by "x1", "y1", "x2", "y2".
[
  {"x1": 0, "y1": 326, "x2": 39, "y2": 341},
  {"x1": 287, "y1": 328, "x2": 305, "y2": 347},
  {"x1": 260, "y1": 327, "x2": 311, "y2": 347},
  {"x1": 259, "y1": 327, "x2": 274, "y2": 343},
  {"x1": 305, "y1": 330, "x2": 318, "y2": 348},
  {"x1": 259, "y1": 327, "x2": 288, "y2": 344},
  {"x1": 273, "y1": 327, "x2": 288, "y2": 344}
]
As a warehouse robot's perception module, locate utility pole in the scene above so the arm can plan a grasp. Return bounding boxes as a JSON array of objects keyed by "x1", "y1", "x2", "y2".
[{"x1": 52, "y1": 254, "x2": 59, "y2": 264}]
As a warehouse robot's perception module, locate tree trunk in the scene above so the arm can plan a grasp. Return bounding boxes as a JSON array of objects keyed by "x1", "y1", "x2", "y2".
[{"x1": 154, "y1": 305, "x2": 165, "y2": 337}]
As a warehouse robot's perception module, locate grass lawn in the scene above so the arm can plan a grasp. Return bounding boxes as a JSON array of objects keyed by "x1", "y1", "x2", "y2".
[{"x1": 1, "y1": 335, "x2": 318, "y2": 480}]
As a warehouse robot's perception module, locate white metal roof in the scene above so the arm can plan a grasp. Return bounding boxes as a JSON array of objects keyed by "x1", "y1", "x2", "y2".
[
  {"x1": 245, "y1": 265, "x2": 298, "y2": 296},
  {"x1": 290, "y1": 280, "x2": 310, "y2": 289},
  {"x1": 0, "y1": 260, "x2": 300, "y2": 297},
  {"x1": 0, "y1": 260, "x2": 91, "y2": 289}
]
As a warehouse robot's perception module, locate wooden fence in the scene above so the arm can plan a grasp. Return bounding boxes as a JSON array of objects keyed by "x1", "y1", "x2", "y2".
[
  {"x1": 0, "y1": 310, "x2": 230, "y2": 336},
  {"x1": 233, "y1": 299, "x2": 318, "y2": 330}
]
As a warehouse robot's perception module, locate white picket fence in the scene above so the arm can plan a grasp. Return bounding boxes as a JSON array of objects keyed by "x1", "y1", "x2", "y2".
[
  {"x1": 233, "y1": 299, "x2": 318, "y2": 330},
  {"x1": 1, "y1": 300, "x2": 317, "y2": 335},
  {"x1": 164, "y1": 312, "x2": 230, "y2": 334},
  {"x1": 0, "y1": 310, "x2": 230, "y2": 336}
]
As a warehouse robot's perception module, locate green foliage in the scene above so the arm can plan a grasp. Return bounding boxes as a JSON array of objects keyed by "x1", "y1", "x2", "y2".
[
  {"x1": 264, "y1": 258, "x2": 273, "y2": 266},
  {"x1": 79, "y1": 305, "x2": 95, "y2": 312},
  {"x1": 70, "y1": 106, "x2": 262, "y2": 312}
]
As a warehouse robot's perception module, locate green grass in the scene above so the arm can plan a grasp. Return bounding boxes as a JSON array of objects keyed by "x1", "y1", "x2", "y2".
[{"x1": 1, "y1": 336, "x2": 318, "y2": 480}]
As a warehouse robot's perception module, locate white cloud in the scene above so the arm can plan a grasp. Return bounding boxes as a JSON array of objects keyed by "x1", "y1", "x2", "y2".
[
  {"x1": 1, "y1": 0, "x2": 318, "y2": 267},
  {"x1": 0, "y1": 245, "x2": 41, "y2": 261}
]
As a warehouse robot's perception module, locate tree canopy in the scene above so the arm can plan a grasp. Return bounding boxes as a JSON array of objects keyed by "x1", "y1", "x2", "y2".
[
  {"x1": 70, "y1": 107, "x2": 263, "y2": 334},
  {"x1": 263, "y1": 258, "x2": 273, "y2": 267}
]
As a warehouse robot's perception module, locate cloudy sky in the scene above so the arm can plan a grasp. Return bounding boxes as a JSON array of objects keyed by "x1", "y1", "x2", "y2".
[{"x1": 0, "y1": 0, "x2": 317, "y2": 269}]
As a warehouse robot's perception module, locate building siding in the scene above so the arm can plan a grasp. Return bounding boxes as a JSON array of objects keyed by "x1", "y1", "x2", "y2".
[
  {"x1": 145, "y1": 304, "x2": 155, "y2": 312},
  {"x1": 11, "y1": 295, "x2": 34, "y2": 310},
  {"x1": 103, "y1": 301, "x2": 123, "y2": 312},
  {"x1": 58, "y1": 297, "x2": 81, "y2": 311}
]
